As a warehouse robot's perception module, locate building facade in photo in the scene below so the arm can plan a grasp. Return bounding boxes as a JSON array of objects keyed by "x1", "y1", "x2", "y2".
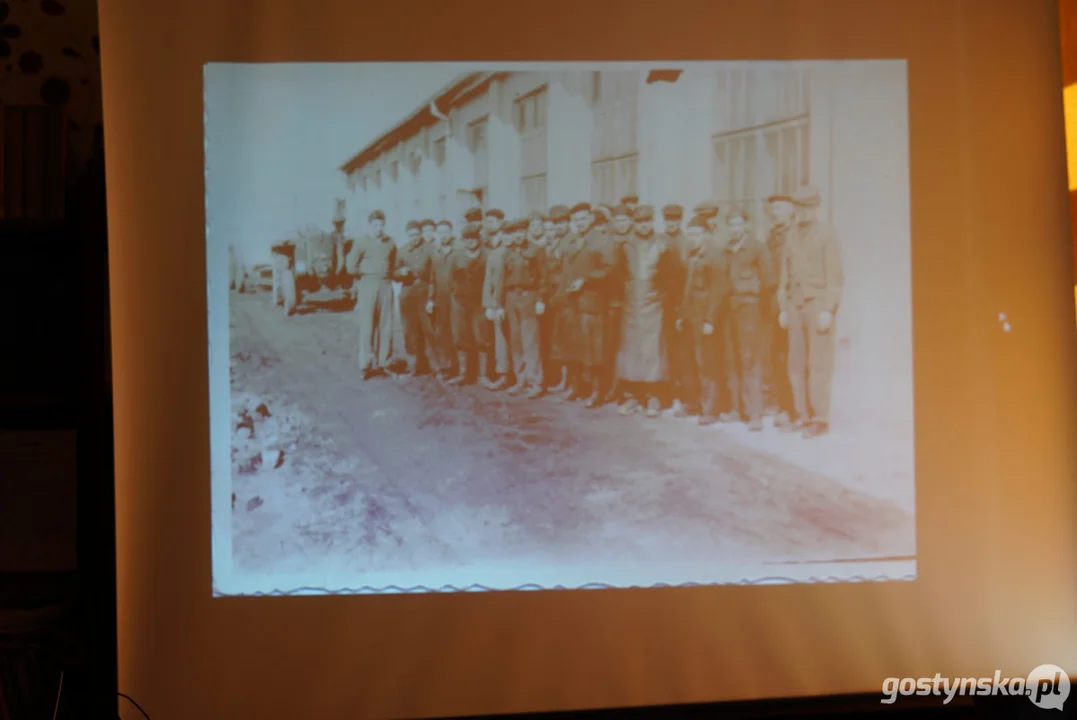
[
  {"x1": 339, "y1": 64, "x2": 913, "y2": 433},
  {"x1": 340, "y1": 67, "x2": 818, "y2": 239}
]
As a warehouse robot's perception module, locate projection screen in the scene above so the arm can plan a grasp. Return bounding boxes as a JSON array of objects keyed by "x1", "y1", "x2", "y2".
[
  {"x1": 102, "y1": 0, "x2": 1077, "y2": 717},
  {"x1": 207, "y1": 60, "x2": 915, "y2": 597}
]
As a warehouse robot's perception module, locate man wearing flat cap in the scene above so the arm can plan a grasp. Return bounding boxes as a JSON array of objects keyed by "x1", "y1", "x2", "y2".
[
  {"x1": 693, "y1": 201, "x2": 721, "y2": 237},
  {"x1": 674, "y1": 215, "x2": 728, "y2": 425},
  {"x1": 593, "y1": 204, "x2": 613, "y2": 228},
  {"x1": 560, "y1": 202, "x2": 615, "y2": 407},
  {"x1": 428, "y1": 219, "x2": 459, "y2": 380},
  {"x1": 615, "y1": 204, "x2": 678, "y2": 417},
  {"x1": 541, "y1": 205, "x2": 575, "y2": 392},
  {"x1": 661, "y1": 205, "x2": 687, "y2": 258},
  {"x1": 527, "y1": 212, "x2": 548, "y2": 248},
  {"x1": 448, "y1": 222, "x2": 491, "y2": 385},
  {"x1": 464, "y1": 206, "x2": 484, "y2": 225},
  {"x1": 777, "y1": 184, "x2": 843, "y2": 438},
  {"x1": 721, "y1": 206, "x2": 774, "y2": 431},
  {"x1": 345, "y1": 209, "x2": 397, "y2": 379},
  {"x1": 482, "y1": 208, "x2": 505, "y2": 249},
  {"x1": 763, "y1": 194, "x2": 797, "y2": 429},
  {"x1": 394, "y1": 219, "x2": 435, "y2": 376},
  {"x1": 481, "y1": 212, "x2": 514, "y2": 390},
  {"x1": 499, "y1": 218, "x2": 546, "y2": 398},
  {"x1": 621, "y1": 195, "x2": 640, "y2": 215}
]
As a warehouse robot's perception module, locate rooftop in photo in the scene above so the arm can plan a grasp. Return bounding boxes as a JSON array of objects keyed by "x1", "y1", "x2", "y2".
[{"x1": 339, "y1": 71, "x2": 510, "y2": 177}]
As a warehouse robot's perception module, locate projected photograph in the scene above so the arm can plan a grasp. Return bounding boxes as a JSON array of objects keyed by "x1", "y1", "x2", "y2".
[{"x1": 206, "y1": 61, "x2": 916, "y2": 596}]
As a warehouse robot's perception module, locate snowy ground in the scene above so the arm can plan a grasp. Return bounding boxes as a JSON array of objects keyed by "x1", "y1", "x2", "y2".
[{"x1": 224, "y1": 290, "x2": 916, "y2": 590}]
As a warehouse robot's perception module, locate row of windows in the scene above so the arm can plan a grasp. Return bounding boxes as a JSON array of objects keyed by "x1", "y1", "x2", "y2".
[{"x1": 362, "y1": 71, "x2": 811, "y2": 226}]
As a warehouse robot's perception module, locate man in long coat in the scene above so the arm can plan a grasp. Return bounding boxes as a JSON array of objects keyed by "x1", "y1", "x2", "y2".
[
  {"x1": 448, "y1": 222, "x2": 489, "y2": 385},
  {"x1": 659, "y1": 204, "x2": 690, "y2": 411},
  {"x1": 482, "y1": 213, "x2": 514, "y2": 390},
  {"x1": 561, "y1": 202, "x2": 614, "y2": 408},
  {"x1": 615, "y1": 205, "x2": 679, "y2": 417}
]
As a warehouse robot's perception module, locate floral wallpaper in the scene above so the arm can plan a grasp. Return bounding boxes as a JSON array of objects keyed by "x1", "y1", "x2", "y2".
[{"x1": 0, "y1": 0, "x2": 101, "y2": 174}]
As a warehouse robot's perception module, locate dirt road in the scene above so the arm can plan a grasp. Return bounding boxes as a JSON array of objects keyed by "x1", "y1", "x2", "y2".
[{"x1": 227, "y1": 291, "x2": 915, "y2": 588}]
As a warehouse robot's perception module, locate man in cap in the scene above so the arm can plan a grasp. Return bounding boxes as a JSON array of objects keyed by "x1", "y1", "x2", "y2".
[
  {"x1": 596, "y1": 203, "x2": 629, "y2": 405},
  {"x1": 659, "y1": 204, "x2": 690, "y2": 412},
  {"x1": 692, "y1": 200, "x2": 731, "y2": 413},
  {"x1": 721, "y1": 206, "x2": 774, "y2": 431},
  {"x1": 393, "y1": 219, "x2": 435, "y2": 376},
  {"x1": 542, "y1": 205, "x2": 574, "y2": 392},
  {"x1": 674, "y1": 216, "x2": 728, "y2": 425},
  {"x1": 615, "y1": 205, "x2": 678, "y2": 417},
  {"x1": 777, "y1": 184, "x2": 843, "y2": 438},
  {"x1": 661, "y1": 204, "x2": 687, "y2": 258},
  {"x1": 527, "y1": 211, "x2": 548, "y2": 248},
  {"x1": 526, "y1": 211, "x2": 554, "y2": 387},
  {"x1": 621, "y1": 195, "x2": 640, "y2": 215},
  {"x1": 594, "y1": 203, "x2": 611, "y2": 229},
  {"x1": 500, "y1": 218, "x2": 546, "y2": 398},
  {"x1": 561, "y1": 202, "x2": 615, "y2": 407},
  {"x1": 542, "y1": 214, "x2": 556, "y2": 246},
  {"x1": 345, "y1": 209, "x2": 398, "y2": 379},
  {"x1": 482, "y1": 213, "x2": 514, "y2": 389},
  {"x1": 428, "y1": 219, "x2": 459, "y2": 380},
  {"x1": 483, "y1": 208, "x2": 505, "y2": 249},
  {"x1": 420, "y1": 218, "x2": 438, "y2": 249},
  {"x1": 604, "y1": 204, "x2": 636, "y2": 406},
  {"x1": 448, "y1": 222, "x2": 490, "y2": 385},
  {"x1": 763, "y1": 194, "x2": 797, "y2": 429},
  {"x1": 464, "y1": 206, "x2": 484, "y2": 226},
  {"x1": 693, "y1": 201, "x2": 721, "y2": 236}
]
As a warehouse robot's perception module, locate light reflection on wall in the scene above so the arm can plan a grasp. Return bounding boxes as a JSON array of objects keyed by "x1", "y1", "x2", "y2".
[
  {"x1": 1068, "y1": 85, "x2": 1077, "y2": 322},
  {"x1": 1065, "y1": 85, "x2": 1077, "y2": 191}
]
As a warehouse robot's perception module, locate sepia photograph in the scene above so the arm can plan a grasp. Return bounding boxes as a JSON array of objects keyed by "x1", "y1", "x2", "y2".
[{"x1": 205, "y1": 61, "x2": 916, "y2": 596}]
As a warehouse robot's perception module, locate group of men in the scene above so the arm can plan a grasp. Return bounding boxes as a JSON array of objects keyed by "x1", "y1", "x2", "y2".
[{"x1": 340, "y1": 185, "x2": 842, "y2": 439}]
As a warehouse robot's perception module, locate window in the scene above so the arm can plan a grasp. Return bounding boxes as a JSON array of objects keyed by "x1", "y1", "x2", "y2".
[
  {"x1": 521, "y1": 177, "x2": 547, "y2": 216},
  {"x1": 714, "y1": 65, "x2": 811, "y2": 134},
  {"x1": 373, "y1": 169, "x2": 382, "y2": 189},
  {"x1": 712, "y1": 117, "x2": 808, "y2": 232},
  {"x1": 590, "y1": 155, "x2": 638, "y2": 207},
  {"x1": 711, "y1": 65, "x2": 811, "y2": 231},
  {"x1": 388, "y1": 160, "x2": 399, "y2": 182},
  {"x1": 517, "y1": 88, "x2": 548, "y2": 216},
  {"x1": 591, "y1": 71, "x2": 639, "y2": 205},
  {"x1": 408, "y1": 151, "x2": 421, "y2": 176},
  {"x1": 468, "y1": 118, "x2": 488, "y2": 191},
  {"x1": 591, "y1": 71, "x2": 638, "y2": 161}
]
